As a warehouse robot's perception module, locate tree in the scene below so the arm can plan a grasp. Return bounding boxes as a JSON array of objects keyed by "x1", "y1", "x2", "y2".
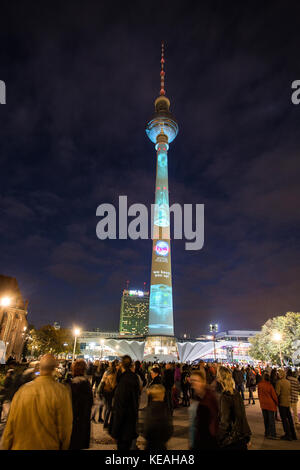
[
  {"x1": 27, "y1": 325, "x2": 80, "y2": 357},
  {"x1": 249, "y1": 312, "x2": 300, "y2": 365}
]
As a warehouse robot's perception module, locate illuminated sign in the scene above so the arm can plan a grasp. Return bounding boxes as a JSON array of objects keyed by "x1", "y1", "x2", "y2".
[
  {"x1": 154, "y1": 241, "x2": 169, "y2": 257},
  {"x1": 129, "y1": 290, "x2": 144, "y2": 297}
]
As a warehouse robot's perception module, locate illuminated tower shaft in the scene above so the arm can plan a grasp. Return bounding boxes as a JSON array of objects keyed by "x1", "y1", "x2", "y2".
[{"x1": 146, "y1": 42, "x2": 178, "y2": 337}]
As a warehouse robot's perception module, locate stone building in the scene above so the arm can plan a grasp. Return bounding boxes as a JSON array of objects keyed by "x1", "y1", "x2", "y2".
[{"x1": 0, "y1": 275, "x2": 28, "y2": 361}]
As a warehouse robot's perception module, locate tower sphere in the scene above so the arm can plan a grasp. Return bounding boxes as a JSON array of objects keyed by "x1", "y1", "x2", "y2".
[{"x1": 146, "y1": 95, "x2": 179, "y2": 144}]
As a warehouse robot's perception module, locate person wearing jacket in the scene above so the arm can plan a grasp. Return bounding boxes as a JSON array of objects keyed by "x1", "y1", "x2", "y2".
[
  {"x1": 270, "y1": 368, "x2": 280, "y2": 421},
  {"x1": 144, "y1": 384, "x2": 173, "y2": 450},
  {"x1": 189, "y1": 369, "x2": 219, "y2": 450},
  {"x1": 257, "y1": 373, "x2": 278, "y2": 439},
  {"x1": 163, "y1": 363, "x2": 175, "y2": 414},
  {"x1": 1, "y1": 354, "x2": 73, "y2": 450},
  {"x1": 147, "y1": 366, "x2": 162, "y2": 405},
  {"x1": 181, "y1": 365, "x2": 191, "y2": 407},
  {"x1": 286, "y1": 369, "x2": 300, "y2": 426},
  {"x1": 99, "y1": 361, "x2": 118, "y2": 429},
  {"x1": 109, "y1": 355, "x2": 140, "y2": 451},
  {"x1": 69, "y1": 359, "x2": 93, "y2": 450},
  {"x1": 246, "y1": 367, "x2": 256, "y2": 405},
  {"x1": 276, "y1": 369, "x2": 297, "y2": 441},
  {"x1": 232, "y1": 366, "x2": 245, "y2": 400},
  {"x1": 217, "y1": 366, "x2": 251, "y2": 450}
]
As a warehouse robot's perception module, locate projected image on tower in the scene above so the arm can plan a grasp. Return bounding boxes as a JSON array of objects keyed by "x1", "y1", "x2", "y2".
[{"x1": 149, "y1": 239, "x2": 173, "y2": 335}]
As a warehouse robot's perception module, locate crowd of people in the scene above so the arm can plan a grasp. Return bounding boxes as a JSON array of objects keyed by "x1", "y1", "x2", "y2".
[{"x1": 0, "y1": 355, "x2": 299, "y2": 450}]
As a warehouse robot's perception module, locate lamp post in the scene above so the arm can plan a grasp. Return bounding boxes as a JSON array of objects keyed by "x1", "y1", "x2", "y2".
[
  {"x1": 1, "y1": 297, "x2": 11, "y2": 307},
  {"x1": 209, "y1": 323, "x2": 218, "y2": 361},
  {"x1": 272, "y1": 331, "x2": 283, "y2": 367},
  {"x1": 100, "y1": 338, "x2": 105, "y2": 360},
  {"x1": 72, "y1": 328, "x2": 81, "y2": 362}
]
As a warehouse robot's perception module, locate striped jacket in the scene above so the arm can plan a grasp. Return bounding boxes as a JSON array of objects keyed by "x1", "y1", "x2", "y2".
[{"x1": 287, "y1": 376, "x2": 300, "y2": 403}]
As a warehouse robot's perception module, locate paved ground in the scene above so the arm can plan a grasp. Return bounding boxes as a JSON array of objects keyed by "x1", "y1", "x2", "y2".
[
  {"x1": 1, "y1": 390, "x2": 299, "y2": 450},
  {"x1": 89, "y1": 390, "x2": 300, "y2": 451}
]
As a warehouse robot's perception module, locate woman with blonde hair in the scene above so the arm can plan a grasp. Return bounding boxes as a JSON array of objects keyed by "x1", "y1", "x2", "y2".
[{"x1": 217, "y1": 366, "x2": 252, "y2": 450}]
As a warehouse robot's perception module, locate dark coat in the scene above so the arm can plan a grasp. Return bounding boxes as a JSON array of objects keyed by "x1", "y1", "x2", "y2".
[
  {"x1": 69, "y1": 376, "x2": 93, "y2": 450},
  {"x1": 192, "y1": 388, "x2": 219, "y2": 450},
  {"x1": 217, "y1": 390, "x2": 251, "y2": 449},
  {"x1": 144, "y1": 401, "x2": 173, "y2": 450},
  {"x1": 246, "y1": 369, "x2": 256, "y2": 391},
  {"x1": 110, "y1": 370, "x2": 140, "y2": 441},
  {"x1": 163, "y1": 369, "x2": 174, "y2": 390},
  {"x1": 232, "y1": 369, "x2": 244, "y2": 386}
]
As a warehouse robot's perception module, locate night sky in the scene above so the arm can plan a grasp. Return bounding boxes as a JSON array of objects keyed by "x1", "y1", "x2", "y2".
[{"x1": 1, "y1": 1, "x2": 300, "y2": 336}]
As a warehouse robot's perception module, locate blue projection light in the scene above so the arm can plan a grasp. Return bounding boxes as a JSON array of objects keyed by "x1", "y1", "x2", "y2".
[{"x1": 148, "y1": 284, "x2": 174, "y2": 335}]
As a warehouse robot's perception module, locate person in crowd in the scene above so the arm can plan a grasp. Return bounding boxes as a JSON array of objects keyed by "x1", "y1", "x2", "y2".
[
  {"x1": 206, "y1": 363, "x2": 217, "y2": 385},
  {"x1": 174, "y1": 364, "x2": 182, "y2": 401},
  {"x1": 99, "y1": 360, "x2": 118, "y2": 428},
  {"x1": 163, "y1": 363, "x2": 175, "y2": 414},
  {"x1": 0, "y1": 369, "x2": 15, "y2": 422},
  {"x1": 135, "y1": 360, "x2": 147, "y2": 388},
  {"x1": 148, "y1": 366, "x2": 162, "y2": 405},
  {"x1": 276, "y1": 369, "x2": 297, "y2": 441},
  {"x1": 189, "y1": 369, "x2": 219, "y2": 450},
  {"x1": 181, "y1": 364, "x2": 191, "y2": 407},
  {"x1": 91, "y1": 362, "x2": 106, "y2": 423},
  {"x1": 109, "y1": 355, "x2": 140, "y2": 451},
  {"x1": 91, "y1": 360, "x2": 101, "y2": 396},
  {"x1": 257, "y1": 372, "x2": 278, "y2": 439},
  {"x1": 246, "y1": 366, "x2": 256, "y2": 405},
  {"x1": 286, "y1": 369, "x2": 300, "y2": 427},
  {"x1": 86, "y1": 361, "x2": 94, "y2": 383},
  {"x1": 270, "y1": 368, "x2": 280, "y2": 421},
  {"x1": 217, "y1": 366, "x2": 252, "y2": 450},
  {"x1": 69, "y1": 359, "x2": 93, "y2": 450},
  {"x1": 144, "y1": 384, "x2": 173, "y2": 451},
  {"x1": 232, "y1": 365, "x2": 245, "y2": 400},
  {"x1": 1, "y1": 354, "x2": 73, "y2": 450},
  {"x1": 149, "y1": 366, "x2": 162, "y2": 386},
  {"x1": 255, "y1": 368, "x2": 262, "y2": 385}
]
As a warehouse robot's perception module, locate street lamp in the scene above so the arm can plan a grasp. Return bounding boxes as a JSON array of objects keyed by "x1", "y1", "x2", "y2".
[
  {"x1": 209, "y1": 323, "x2": 218, "y2": 361},
  {"x1": 72, "y1": 328, "x2": 81, "y2": 362},
  {"x1": 272, "y1": 331, "x2": 283, "y2": 367},
  {"x1": 1, "y1": 297, "x2": 11, "y2": 307}
]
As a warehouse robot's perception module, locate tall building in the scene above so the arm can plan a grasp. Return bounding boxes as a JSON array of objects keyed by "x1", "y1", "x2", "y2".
[
  {"x1": 119, "y1": 289, "x2": 149, "y2": 336},
  {"x1": 0, "y1": 275, "x2": 28, "y2": 361},
  {"x1": 144, "y1": 42, "x2": 178, "y2": 358}
]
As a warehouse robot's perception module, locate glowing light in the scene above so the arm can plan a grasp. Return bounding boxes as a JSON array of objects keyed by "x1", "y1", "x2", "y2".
[
  {"x1": 1, "y1": 297, "x2": 11, "y2": 307},
  {"x1": 129, "y1": 290, "x2": 144, "y2": 296},
  {"x1": 272, "y1": 331, "x2": 282, "y2": 342},
  {"x1": 73, "y1": 328, "x2": 81, "y2": 337}
]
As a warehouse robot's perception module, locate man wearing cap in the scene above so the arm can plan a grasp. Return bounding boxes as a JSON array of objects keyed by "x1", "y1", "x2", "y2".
[{"x1": 1, "y1": 353, "x2": 73, "y2": 450}]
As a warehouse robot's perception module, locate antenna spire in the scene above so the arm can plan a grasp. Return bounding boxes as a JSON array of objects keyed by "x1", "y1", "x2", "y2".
[{"x1": 160, "y1": 41, "x2": 166, "y2": 96}]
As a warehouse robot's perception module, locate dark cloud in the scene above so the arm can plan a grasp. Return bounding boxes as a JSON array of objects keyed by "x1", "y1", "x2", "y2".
[{"x1": 1, "y1": 1, "x2": 300, "y2": 334}]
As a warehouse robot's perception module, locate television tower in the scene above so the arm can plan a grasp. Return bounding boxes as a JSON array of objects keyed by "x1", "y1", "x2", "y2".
[{"x1": 144, "y1": 42, "x2": 178, "y2": 358}]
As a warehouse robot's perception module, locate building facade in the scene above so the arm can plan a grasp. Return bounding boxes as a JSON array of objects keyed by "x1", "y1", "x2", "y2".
[
  {"x1": 0, "y1": 275, "x2": 28, "y2": 361},
  {"x1": 119, "y1": 289, "x2": 149, "y2": 336}
]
